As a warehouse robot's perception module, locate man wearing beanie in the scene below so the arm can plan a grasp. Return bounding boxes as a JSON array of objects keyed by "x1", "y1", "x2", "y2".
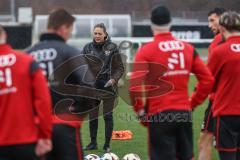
[{"x1": 131, "y1": 5, "x2": 214, "y2": 160}]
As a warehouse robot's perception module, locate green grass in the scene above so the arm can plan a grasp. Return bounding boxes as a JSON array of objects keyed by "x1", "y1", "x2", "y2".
[{"x1": 80, "y1": 76, "x2": 220, "y2": 159}]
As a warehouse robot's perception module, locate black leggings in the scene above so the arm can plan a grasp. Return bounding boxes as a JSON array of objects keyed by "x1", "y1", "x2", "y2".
[
  {"x1": 89, "y1": 97, "x2": 115, "y2": 146},
  {"x1": 89, "y1": 75, "x2": 117, "y2": 146}
]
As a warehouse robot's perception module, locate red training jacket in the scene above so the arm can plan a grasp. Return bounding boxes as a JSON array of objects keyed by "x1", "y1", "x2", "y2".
[
  {"x1": 0, "y1": 44, "x2": 52, "y2": 146},
  {"x1": 208, "y1": 34, "x2": 224, "y2": 101},
  {"x1": 208, "y1": 36, "x2": 240, "y2": 117},
  {"x1": 131, "y1": 32, "x2": 214, "y2": 116},
  {"x1": 208, "y1": 34, "x2": 224, "y2": 61}
]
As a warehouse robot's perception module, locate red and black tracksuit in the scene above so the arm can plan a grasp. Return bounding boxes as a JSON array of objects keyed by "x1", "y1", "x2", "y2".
[
  {"x1": 201, "y1": 34, "x2": 224, "y2": 133},
  {"x1": 208, "y1": 34, "x2": 224, "y2": 60},
  {"x1": 208, "y1": 36, "x2": 240, "y2": 160},
  {"x1": 0, "y1": 44, "x2": 52, "y2": 160},
  {"x1": 131, "y1": 32, "x2": 214, "y2": 160}
]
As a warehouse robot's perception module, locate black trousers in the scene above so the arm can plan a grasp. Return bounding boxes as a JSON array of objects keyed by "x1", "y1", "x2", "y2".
[
  {"x1": 214, "y1": 116, "x2": 240, "y2": 160},
  {"x1": 89, "y1": 97, "x2": 115, "y2": 146},
  {"x1": 148, "y1": 110, "x2": 193, "y2": 160},
  {"x1": 219, "y1": 152, "x2": 240, "y2": 160},
  {"x1": 0, "y1": 143, "x2": 39, "y2": 160},
  {"x1": 46, "y1": 124, "x2": 83, "y2": 160},
  {"x1": 88, "y1": 76, "x2": 116, "y2": 146}
]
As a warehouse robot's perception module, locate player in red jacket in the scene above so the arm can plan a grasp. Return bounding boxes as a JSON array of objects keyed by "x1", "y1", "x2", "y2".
[
  {"x1": 198, "y1": 8, "x2": 226, "y2": 160},
  {"x1": 208, "y1": 11, "x2": 240, "y2": 160},
  {"x1": 130, "y1": 6, "x2": 214, "y2": 160},
  {"x1": 0, "y1": 26, "x2": 52, "y2": 160}
]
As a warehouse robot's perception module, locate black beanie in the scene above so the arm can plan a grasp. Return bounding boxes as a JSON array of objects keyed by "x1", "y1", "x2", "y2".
[{"x1": 151, "y1": 5, "x2": 171, "y2": 26}]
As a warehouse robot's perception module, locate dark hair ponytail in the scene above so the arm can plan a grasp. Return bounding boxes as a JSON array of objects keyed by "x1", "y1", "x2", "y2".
[{"x1": 94, "y1": 23, "x2": 108, "y2": 39}]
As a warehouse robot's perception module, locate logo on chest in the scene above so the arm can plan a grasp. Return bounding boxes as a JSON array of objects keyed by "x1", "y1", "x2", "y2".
[{"x1": 104, "y1": 50, "x2": 111, "y2": 56}]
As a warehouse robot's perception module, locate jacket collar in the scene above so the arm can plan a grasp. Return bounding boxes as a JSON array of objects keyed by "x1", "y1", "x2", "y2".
[
  {"x1": 0, "y1": 44, "x2": 13, "y2": 52},
  {"x1": 154, "y1": 32, "x2": 174, "y2": 40},
  {"x1": 93, "y1": 39, "x2": 105, "y2": 49},
  {"x1": 227, "y1": 35, "x2": 240, "y2": 42},
  {"x1": 40, "y1": 33, "x2": 65, "y2": 42}
]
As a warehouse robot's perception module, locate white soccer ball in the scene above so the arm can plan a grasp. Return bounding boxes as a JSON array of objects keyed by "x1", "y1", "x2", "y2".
[
  {"x1": 122, "y1": 153, "x2": 141, "y2": 160},
  {"x1": 101, "y1": 152, "x2": 119, "y2": 160},
  {"x1": 84, "y1": 154, "x2": 101, "y2": 160}
]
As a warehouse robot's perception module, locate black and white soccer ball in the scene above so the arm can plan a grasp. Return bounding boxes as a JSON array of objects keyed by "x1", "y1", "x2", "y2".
[
  {"x1": 101, "y1": 152, "x2": 119, "y2": 160},
  {"x1": 84, "y1": 154, "x2": 101, "y2": 160},
  {"x1": 122, "y1": 153, "x2": 141, "y2": 160}
]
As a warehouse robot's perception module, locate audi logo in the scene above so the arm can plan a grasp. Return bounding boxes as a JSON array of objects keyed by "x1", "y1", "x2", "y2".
[
  {"x1": 31, "y1": 48, "x2": 58, "y2": 62},
  {"x1": 231, "y1": 44, "x2": 240, "y2": 52},
  {"x1": 0, "y1": 54, "x2": 16, "y2": 67},
  {"x1": 159, "y1": 41, "x2": 185, "y2": 52}
]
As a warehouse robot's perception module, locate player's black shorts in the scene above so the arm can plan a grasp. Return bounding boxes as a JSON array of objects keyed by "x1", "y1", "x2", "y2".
[
  {"x1": 214, "y1": 116, "x2": 240, "y2": 152},
  {"x1": 46, "y1": 124, "x2": 83, "y2": 160},
  {"x1": 148, "y1": 110, "x2": 193, "y2": 160},
  {"x1": 201, "y1": 100, "x2": 214, "y2": 133},
  {"x1": 0, "y1": 143, "x2": 39, "y2": 160}
]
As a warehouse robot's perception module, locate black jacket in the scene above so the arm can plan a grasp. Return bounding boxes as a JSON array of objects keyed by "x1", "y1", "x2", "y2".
[
  {"x1": 82, "y1": 37, "x2": 124, "y2": 83},
  {"x1": 25, "y1": 33, "x2": 98, "y2": 114}
]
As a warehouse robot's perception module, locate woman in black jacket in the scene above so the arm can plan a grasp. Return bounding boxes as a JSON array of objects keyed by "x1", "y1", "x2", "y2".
[{"x1": 82, "y1": 23, "x2": 124, "y2": 152}]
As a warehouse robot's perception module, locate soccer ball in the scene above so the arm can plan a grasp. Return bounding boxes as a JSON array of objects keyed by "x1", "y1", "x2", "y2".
[
  {"x1": 122, "y1": 153, "x2": 141, "y2": 160},
  {"x1": 84, "y1": 154, "x2": 101, "y2": 160},
  {"x1": 101, "y1": 152, "x2": 119, "y2": 160}
]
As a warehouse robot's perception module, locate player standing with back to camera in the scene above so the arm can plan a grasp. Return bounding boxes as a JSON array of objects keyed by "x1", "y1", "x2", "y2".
[
  {"x1": 130, "y1": 5, "x2": 214, "y2": 160},
  {"x1": 83, "y1": 23, "x2": 124, "y2": 152},
  {"x1": 0, "y1": 26, "x2": 52, "y2": 160},
  {"x1": 198, "y1": 7, "x2": 226, "y2": 160},
  {"x1": 207, "y1": 11, "x2": 240, "y2": 160},
  {"x1": 26, "y1": 8, "x2": 94, "y2": 160}
]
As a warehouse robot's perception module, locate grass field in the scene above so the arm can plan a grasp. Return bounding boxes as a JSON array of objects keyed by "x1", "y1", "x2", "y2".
[
  {"x1": 80, "y1": 48, "x2": 220, "y2": 159},
  {"x1": 81, "y1": 79, "x2": 219, "y2": 159}
]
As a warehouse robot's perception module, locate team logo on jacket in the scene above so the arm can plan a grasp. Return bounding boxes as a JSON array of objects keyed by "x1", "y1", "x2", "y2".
[
  {"x1": 168, "y1": 53, "x2": 185, "y2": 69},
  {"x1": 164, "y1": 52, "x2": 189, "y2": 76},
  {"x1": 103, "y1": 43, "x2": 116, "y2": 56},
  {"x1": 104, "y1": 50, "x2": 111, "y2": 56},
  {"x1": 231, "y1": 44, "x2": 240, "y2": 52},
  {"x1": 159, "y1": 41, "x2": 185, "y2": 52}
]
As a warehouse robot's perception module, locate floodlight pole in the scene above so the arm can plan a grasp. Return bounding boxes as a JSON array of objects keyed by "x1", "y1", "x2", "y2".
[{"x1": 10, "y1": 0, "x2": 16, "y2": 22}]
